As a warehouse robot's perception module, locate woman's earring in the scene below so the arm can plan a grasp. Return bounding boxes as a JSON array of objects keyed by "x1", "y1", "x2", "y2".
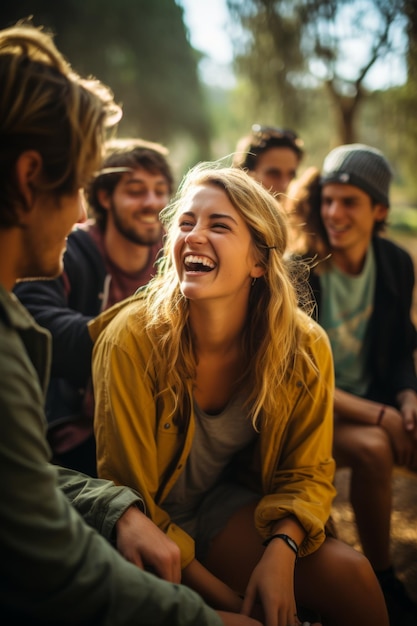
[{"x1": 251, "y1": 277, "x2": 257, "y2": 287}]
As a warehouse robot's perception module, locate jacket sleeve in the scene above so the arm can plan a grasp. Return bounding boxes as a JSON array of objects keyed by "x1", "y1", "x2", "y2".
[
  {"x1": 57, "y1": 467, "x2": 145, "y2": 541},
  {"x1": 372, "y1": 239, "x2": 417, "y2": 399},
  {"x1": 255, "y1": 319, "x2": 336, "y2": 557},
  {"x1": 92, "y1": 310, "x2": 196, "y2": 570},
  {"x1": 0, "y1": 322, "x2": 222, "y2": 626},
  {"x1": 387, "y1": 249, "x2": 417, "y2": 394}
]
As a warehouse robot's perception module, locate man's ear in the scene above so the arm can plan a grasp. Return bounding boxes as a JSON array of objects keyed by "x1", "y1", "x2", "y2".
[
  {"x1": 15, "y1": 151, "x2": 43, "y2": 216},
  {"x1": 97, "y1": 188, "x2": 112, "y2": 211},
  {"x1": 374, "y1": 203, "x2": 388, "y2": 222}
]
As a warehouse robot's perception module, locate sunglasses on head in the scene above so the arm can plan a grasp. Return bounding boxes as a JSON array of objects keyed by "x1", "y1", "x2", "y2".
[{"x1": 250, "y1": 124, "x2": 304, "y2": 151}]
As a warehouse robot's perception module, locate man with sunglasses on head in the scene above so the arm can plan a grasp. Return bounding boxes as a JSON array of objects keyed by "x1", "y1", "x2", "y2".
[{"x1": 232, "y1": 124, "x2": 304, "y2": 195}]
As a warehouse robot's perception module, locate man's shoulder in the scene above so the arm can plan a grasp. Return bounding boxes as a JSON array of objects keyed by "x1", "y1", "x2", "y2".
[
  {"x1": 373, "y1": 236, "x2": 415, "y2": 283},
  {"x1": 64, "y1": 222, "x2": 106, "y2": 274},
  {"x1": 373, "y1": 235, "x2": 412, "y2": 261},
  {"x1": 0, "y1": 286, "x2": 39, "y2": 331},
  {"x1": 67, "y1": 221, "x2": 99, "y2": 252}
]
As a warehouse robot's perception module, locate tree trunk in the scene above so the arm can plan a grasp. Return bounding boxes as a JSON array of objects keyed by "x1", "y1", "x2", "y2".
[{"x1": 325, "y1": 80, "x2": 364, "y2": 145}]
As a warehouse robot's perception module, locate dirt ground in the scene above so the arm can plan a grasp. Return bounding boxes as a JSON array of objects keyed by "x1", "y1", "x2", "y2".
[
  {"x1": 330, "y1": 228, "x2": 417, "y2": 601},
  {"x1": 332, "y1": 468, "x2": 417, "y2": 601}
]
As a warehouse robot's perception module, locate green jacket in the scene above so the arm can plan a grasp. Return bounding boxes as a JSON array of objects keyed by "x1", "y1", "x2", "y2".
[
  {"x1": 0, "y1": 285, "x2": 222, "y2": 626},
  {"x1": 90, "y1": 294, "x2": 336, "y2": 570}
]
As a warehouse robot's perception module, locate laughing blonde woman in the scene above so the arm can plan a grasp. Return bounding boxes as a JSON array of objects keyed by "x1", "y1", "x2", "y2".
[{"x1": 91, "y1": 164, "x2": 389, "y2": 626}]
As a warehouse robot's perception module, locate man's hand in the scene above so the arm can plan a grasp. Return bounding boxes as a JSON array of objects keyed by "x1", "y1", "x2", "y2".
[
  {"x1": 380, "y1": 405, "x2": 417, "y2": 469},
  {"x1": 115, "y1": 505, "x2": 181, "y2": 583},
  {"x1": 397, "y1": 388, "x2": 417, "y2": 440}
]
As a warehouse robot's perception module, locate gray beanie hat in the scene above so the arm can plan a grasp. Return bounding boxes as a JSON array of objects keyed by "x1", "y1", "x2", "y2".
[{"x1": 321, "y1": 143, "x2": 393, "y2": 207}]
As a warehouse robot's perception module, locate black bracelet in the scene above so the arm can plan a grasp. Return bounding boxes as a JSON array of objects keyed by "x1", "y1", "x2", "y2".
[{"x1": 262, "y1": 533, "x2": 299, "y2": 556}]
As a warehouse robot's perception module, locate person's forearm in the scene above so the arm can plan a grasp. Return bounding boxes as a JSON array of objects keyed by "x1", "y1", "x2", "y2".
[
  {"x1": 182, "y1": 559, "x2": 242, "y2": 612},
  {"x1": 334, "y1": 388, "x2": 386, "y2": 425},
  {"x1": 268, "y1": 514, "x2": 306, "y2": 552}
]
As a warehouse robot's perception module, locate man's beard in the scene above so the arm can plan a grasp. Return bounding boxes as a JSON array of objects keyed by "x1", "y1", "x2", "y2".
[{"x1": 110, "y1": 202, "x2": 162, "y2": 246}]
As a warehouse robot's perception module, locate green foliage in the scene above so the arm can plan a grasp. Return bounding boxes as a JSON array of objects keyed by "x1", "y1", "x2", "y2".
[
  {"x1": 227, "y1": 0, "x2": 308, "y2": 126},
  {"x1": 2, "y1": 0, "x2": 417, "y2": 204},
  {"x1": 0, "y1": 0, "x2": 212, "y2": 160},
  {"x1": 388, "y1": 207, "x2": 417, "y2": 234},
  {"x1": 225, "y1": 0, "x2": 407, "y2": 144}
]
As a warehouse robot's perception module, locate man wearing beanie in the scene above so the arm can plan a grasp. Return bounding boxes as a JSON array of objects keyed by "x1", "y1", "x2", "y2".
[{"x1": 288, "y1": 144, "x2": 417, "y2": 626}]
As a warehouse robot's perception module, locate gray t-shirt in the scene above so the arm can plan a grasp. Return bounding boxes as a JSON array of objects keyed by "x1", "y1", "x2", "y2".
[{"x1": 164, "y1": 390, "x2": 256, "y2": 533}]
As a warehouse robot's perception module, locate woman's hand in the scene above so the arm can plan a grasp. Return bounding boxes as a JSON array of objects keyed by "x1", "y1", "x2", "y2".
[{"x1": 241, "y1": 538, "x2": 299, "y2": 626}]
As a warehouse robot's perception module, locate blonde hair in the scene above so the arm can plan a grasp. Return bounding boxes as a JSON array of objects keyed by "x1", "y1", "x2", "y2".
[
  {"x1": 0, "y1": 21, "x2": 121, "y2": 227},
  {"x1": 139, "y1": 162, "x2": 314, "y2": 428}
]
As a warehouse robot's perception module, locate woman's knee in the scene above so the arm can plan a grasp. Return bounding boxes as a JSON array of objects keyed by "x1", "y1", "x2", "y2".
[
  {"x1": 296, "y1": 538, "x2": 382, "y2": 605},
  {"x1": 332, "y1": 542, "x2": 375, "y2": 589}
]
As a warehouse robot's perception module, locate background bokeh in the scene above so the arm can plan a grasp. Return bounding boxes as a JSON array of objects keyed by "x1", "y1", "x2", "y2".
[{"x1": 2, "y1": 0, "x2": 417, "y2": 213}]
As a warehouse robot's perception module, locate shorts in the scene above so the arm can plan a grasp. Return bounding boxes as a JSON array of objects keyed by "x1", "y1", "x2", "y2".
[{"x1": 168, "y1": 481, "x2": 260, "y2": 562}]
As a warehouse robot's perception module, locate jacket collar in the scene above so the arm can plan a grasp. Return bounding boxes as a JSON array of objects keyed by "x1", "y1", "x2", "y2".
[{"x1": 0, "y1": 284, "x2": 37, "y2": 330}]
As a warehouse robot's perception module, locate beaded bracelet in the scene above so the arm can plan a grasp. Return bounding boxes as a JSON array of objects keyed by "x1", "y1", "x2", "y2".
[
  {"x1": 262, "y1": 533, "x2": 299, "y2": 556},
  {"x1": 376, "y1": 405, "x2": 386, "y2": 426}
]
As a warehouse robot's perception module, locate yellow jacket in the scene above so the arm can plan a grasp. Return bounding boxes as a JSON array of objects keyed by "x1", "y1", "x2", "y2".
[{"x1": 90, "y1": 296, "x2": 336, "y2": 569}]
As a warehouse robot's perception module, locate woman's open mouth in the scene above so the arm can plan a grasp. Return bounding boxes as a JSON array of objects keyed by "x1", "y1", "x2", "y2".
[{"x1": 184, "y1": 254, "x2": 216, "y2": 272}]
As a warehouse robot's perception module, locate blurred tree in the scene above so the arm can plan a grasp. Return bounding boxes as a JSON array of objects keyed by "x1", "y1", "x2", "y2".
[
  {"x1": 359, "y1": 0, "x2": 417, "y2": 204},
  {"x1": 0, "y1": 0, "x2": 212, "y2": 162},
  {"x1": 226, "y1": 0, "x2": 407, "y2": 145},
  {"x1": 397, "y1": 0, "x2": 417, "y2": 201},
  {"x1": 227, "y1": 0, "x2": 308, "y2": 128},
  {"x1": 307, "y1": 0, "x2": 405, "y2": 145}
]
